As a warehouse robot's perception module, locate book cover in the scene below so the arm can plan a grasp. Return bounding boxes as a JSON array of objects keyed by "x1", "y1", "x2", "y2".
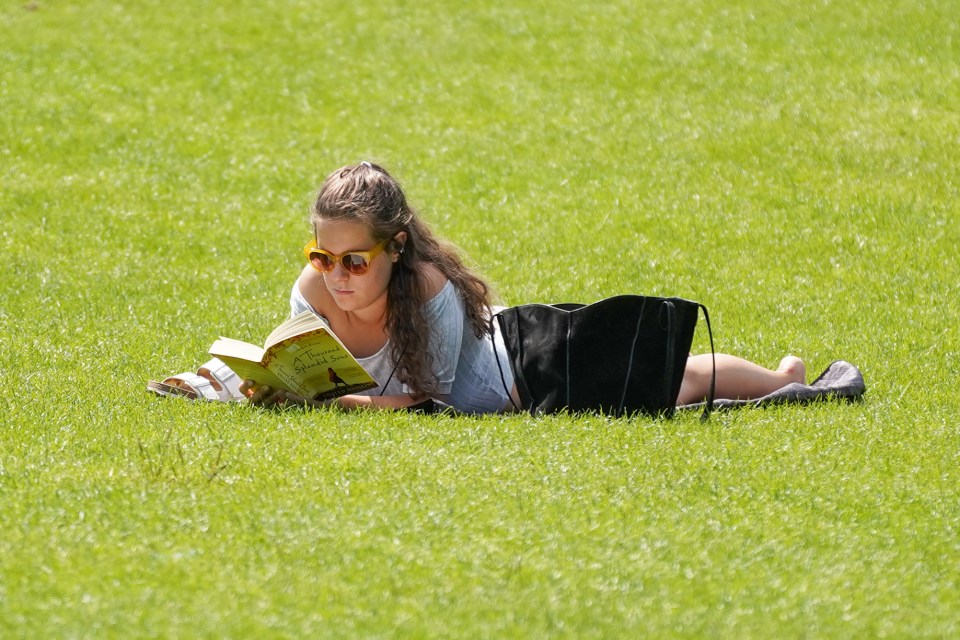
[{"x1": 209, "y1": 312, "x2": 378, "y2": 400}]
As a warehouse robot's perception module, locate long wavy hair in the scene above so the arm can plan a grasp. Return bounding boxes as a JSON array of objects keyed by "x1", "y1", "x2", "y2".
[{"x1": 311, "y1": 162, "x2": 493, "y2": 396}]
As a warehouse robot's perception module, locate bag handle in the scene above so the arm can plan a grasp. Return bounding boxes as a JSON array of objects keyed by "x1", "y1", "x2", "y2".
[
  {"x1": 492, "y1": 312, "x2": 521, "y2": 412},
  {"x1": 661, "y1": 300, "x2": 678, "y2": 416},
  {"x1": 698, "y1": 303, "x2": 716, "y2": 421}
]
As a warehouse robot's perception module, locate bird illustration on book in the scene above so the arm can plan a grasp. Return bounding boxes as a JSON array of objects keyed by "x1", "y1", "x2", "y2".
[{"x1": 328, "y1": 367, "x2": 348, "y2": 387}]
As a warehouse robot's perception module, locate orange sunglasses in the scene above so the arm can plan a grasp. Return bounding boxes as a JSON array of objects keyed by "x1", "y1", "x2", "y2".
[{"x1": 302, "y1": 237, "x2": 391, "y2": 275}]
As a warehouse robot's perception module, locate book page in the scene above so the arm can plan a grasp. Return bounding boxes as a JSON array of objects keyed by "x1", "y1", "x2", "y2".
[
  {"x1": 263, "y1": 311, "x2": 330, "y2": 349},
  {"x1": 209, "y1": 337, "x2": 289, "y2": 391},
  {"x1": 209, "y1": 337, "x2": 265, "y2": 363}
]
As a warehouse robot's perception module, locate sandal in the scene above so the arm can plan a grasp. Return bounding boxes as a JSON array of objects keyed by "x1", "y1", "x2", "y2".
[{"x1": 147, "y1": 358, "x2": 245, "y2": 402}]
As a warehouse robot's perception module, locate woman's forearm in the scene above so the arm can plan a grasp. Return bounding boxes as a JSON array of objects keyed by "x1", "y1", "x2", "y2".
[{"x1": 333, "y1": 393, "x2": 430, "y2": 410}]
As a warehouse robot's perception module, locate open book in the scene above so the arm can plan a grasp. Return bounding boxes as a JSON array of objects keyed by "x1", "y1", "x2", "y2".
[{"x1": 209, "y1": 311, "x2": 378, "y2": 401}]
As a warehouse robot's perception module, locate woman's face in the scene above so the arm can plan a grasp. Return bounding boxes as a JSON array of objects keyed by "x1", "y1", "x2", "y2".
[{"x1": 313, "y1": 219, "x2": 396, "y2": 313}]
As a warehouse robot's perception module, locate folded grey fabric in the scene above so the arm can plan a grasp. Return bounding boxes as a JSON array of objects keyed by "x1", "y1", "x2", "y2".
[{"x1": 678, "y1": 360, "x2": 866, "y2": 411}]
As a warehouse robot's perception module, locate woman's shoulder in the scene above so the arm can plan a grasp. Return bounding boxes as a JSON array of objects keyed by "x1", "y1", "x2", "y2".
[
  {"x1": 419, "y1": 262, "x2": 448, "y2": 299},
  {"x1": 294, "y1": 264, "x2": 336, "y2": 316}
]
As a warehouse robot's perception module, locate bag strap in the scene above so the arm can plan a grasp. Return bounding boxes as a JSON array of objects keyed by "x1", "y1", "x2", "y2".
[
  {"x1": 698, "y1": 303, "x2": 716, "y2": 421},
  {"x1": 379, "y1": 343, "x2": 406, "y2": 396},
  {"x1": 492, "y1": 312, "x2": 521, "y2": 412},
  {"x1": 617, "y1": 297, "x2": 652, "y2": 416},
  {"x1": 564, "y1": 310, "x2": 573, "y2": 409},
  {"x1": 661, "y1": 300, "x2": 678, "y2": 416}
]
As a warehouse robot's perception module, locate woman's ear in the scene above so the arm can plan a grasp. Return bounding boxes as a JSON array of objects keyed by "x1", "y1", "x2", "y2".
[{"x1": 391, "y1": 231, "x2": 409, "y2": 258}]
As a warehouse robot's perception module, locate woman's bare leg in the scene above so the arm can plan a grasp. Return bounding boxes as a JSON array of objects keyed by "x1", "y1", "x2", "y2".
[{"x1": 677, "y1": 354, "x2": 806, "y2": 405}]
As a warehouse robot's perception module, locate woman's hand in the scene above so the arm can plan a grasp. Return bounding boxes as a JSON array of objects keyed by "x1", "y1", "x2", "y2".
[{"x1": 239, "y1": 380, "x2": 328, "y2": 409}]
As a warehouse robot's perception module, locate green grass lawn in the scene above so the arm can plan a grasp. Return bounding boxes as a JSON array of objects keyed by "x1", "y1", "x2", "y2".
[{"x1": 3, "y1": 0, "x2": 959, "y2": 637}]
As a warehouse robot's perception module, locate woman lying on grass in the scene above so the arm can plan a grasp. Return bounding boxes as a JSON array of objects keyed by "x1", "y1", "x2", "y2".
[{"x1": 241, "y1": 162, "x2": 806, "y2": 413}]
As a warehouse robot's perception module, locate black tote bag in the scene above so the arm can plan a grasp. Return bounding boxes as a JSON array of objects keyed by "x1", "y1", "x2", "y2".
[{"x1": 495, "y1": 295, "x2": 715, "y2": 418}]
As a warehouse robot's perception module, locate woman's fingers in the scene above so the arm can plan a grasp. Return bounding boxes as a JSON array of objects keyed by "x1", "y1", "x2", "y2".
[
  {"x1": 241, "y1": 380, "x2": 314, "y2": 408},
  {"x1": 242, "y1": 380, "x2": 282, "y2": 406}
]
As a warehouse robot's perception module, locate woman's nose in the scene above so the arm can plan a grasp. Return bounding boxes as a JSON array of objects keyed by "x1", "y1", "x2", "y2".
[{"x1": 329, "y1": 261, "x2": 351, "y2": 281}]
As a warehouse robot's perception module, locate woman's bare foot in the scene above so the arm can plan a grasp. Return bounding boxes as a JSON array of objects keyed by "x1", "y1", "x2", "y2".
[{"x1": 777, "y1": 356, "x2": 806, "y2": 385}]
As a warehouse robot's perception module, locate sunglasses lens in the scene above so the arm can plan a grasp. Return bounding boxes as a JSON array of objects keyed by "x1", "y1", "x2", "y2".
[
  {"x1": 310, "y1": 252, "x2": 334, "y2": 272},
  {"x1": 342, "y1": 253, "x2": 370, "y2": 275}
]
